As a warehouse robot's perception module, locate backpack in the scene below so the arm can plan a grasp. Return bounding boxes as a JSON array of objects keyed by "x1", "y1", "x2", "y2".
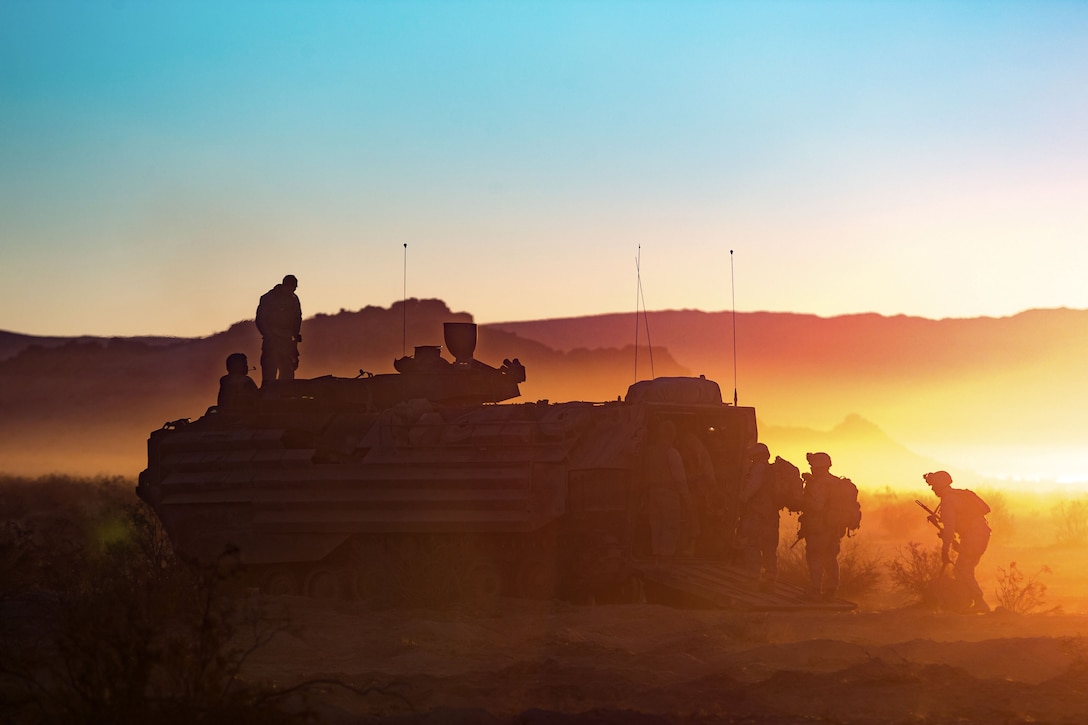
[
  {"x1": 828, "y1": 477, "x2": 862, "y2": 532},
  {"x1": 953, "y1": 488, "x2": 990, "y2": 518},
  {"x1": 770, "y1": 456, "x2": 804, "y2": 512}
]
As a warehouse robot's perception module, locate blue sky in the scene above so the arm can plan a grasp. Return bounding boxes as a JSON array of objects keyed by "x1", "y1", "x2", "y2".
[{"x1": 2, "y1": 1, "x2": 1086, "y2": 336}]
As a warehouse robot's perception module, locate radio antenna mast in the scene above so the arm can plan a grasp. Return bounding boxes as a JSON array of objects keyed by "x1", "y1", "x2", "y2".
[
  {"x1": 633, "y1": 247, "x2": 655, "y2": 381},
  {"x1": 402, "y1": 243, "x2": 408, "y2": 357},
  {"x1": 730, "y1": 249, "x2": 738, "y2": 406},
  {"x1": 633, "y1": 246, "x2": 641, "y2": 382}
]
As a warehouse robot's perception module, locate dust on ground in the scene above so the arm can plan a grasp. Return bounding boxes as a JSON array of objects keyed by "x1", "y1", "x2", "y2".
[{"x1": 242, "y1": 595, "x2": 1088, "y2": 724}]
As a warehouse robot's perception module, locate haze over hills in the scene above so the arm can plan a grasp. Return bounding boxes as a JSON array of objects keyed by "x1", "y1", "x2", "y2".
[
  {"x1": 1, "y1": 300, "x2": 1083, "y2": 488},
  {"x1": 490, "y1": 308, "x2": 1088, "y2": 485},
  {"x1": 0, "y1": 300, "x2": 691, "y2": 478}
]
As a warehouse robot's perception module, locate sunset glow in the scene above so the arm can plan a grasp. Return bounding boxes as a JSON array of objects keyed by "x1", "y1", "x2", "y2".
[
  {"x1": 1, "y1": 2, "x2": 1087, "y2": 339},
  {"x1": 1, "y1": 3, "x2": 1087, "y2": 491},
  {"x1": 5, "y1": 6, "x2": 1088, "y2": 707}
]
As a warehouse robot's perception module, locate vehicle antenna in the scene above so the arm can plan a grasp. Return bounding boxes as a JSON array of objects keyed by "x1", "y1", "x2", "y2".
[
  {"x1": 633, "y1": 247, "x2": 655, "y2": 381},
  {"x1": 402, "y1": 243, "x2": 408, "y2": 358},
  {"x1": 639, "y1": 253, "x2": 655, "y2": 379},
  {"x1": 730, "y1": 249, "x2": 738, "y2": 406},
  {"x1": 633, "y1": 246, "x2": 640, "y2": 382}
]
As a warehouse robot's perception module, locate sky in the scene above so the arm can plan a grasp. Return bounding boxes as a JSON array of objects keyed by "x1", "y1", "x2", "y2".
[{"x1": 2, "y1": 0, "x2": 1087, "y2": 338}]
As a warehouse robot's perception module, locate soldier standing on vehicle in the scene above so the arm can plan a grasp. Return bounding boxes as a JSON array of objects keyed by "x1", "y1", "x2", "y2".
[
  {"x1": 255, "y1": 274, "x2": 302, "y2": 386},
  {"x1": 924, "y1": 470, "x2": 991, "y2": 613},
  {"x1": 799, "y1": 451, "x2": 861, "y2": 601},
  {"x1": 738, "y1": 442, "x2": 797, "y2": 592}
]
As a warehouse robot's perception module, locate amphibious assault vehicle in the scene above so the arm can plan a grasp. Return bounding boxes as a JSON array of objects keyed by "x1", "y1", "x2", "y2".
[{"x1": 137, "y1": 322, "x2": 850, "y2": 610}]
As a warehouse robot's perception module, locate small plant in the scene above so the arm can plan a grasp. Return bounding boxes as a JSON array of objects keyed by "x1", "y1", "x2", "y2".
[
  {"x1": 1053, "y1": 497, "x2": 1088, "y2": 546},
  {"x1": 886, "y1": 541, "x2": 944, "y2": 599},
  {"x1": 994, "y1": 561, "x2": 1054, "y2": 614}
]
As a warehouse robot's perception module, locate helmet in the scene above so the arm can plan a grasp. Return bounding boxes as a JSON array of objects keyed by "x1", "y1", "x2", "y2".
[
  {"x1": 924, "y1": 471, "x2": 952, "y2": 488},
  {"x1": 806, "y1": 451, "x2": 832, "y2": 467},
  {"x1": 748, "y1": 442, "x2": 770, "y2": 460},
  {"x1": 225, "y1": 352, "x2": 249, "y2": 374}
]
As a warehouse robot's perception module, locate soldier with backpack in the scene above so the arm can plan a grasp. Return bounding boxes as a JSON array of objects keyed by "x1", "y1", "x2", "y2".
[
  {"x1": 739, "y1": 443, "x2": 803, "y2": 592},
  {"x1": 799, "y1": 451, "x2": 861, "y2": 601},
  {"x1": 923, "y1": 470, "x2": 991, "y2": 613}
]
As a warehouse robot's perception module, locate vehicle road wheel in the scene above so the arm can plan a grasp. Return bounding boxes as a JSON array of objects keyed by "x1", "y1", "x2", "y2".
[
  {"x1": 516, "y1": 556, "x2": 558, "y2": 600},
  {"x1": 305, "y1": 567, "x2": 343, "y2": 599},
  {"x1": 264, "y1": 568, "x2": 299, "y2": 596},
  {"x1": 464, "y1": 561, "x2": 503, "y2": 601}
]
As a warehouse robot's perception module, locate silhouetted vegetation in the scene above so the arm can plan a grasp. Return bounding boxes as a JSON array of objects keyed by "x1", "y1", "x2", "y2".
[
  {"x1": 995, "y1": 561, "x2": 1055, "y2": 614},
  {"x1": 1053, "y1": 496, "x2": 1088, "y2": 546},
  {"x1": 886, "y1": 541, "x2": 944, "y2": 601},
  {"x1": 0, "y1": 475, "x2": 312, "y2": 724}
]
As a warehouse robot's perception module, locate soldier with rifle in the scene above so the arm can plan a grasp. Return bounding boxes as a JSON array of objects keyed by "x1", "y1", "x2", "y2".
[{"x1": 920, "y1": 471, "x2": 992, "y2": 613}]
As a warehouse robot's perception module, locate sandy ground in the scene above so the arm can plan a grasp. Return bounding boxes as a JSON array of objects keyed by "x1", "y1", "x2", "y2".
[{"x1": 240, "y1": 595, "x2": 1088, "y2": 724}]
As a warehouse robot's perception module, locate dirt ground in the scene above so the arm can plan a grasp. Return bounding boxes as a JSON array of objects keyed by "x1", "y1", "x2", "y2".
[{"x1": 240, "y1": 594, "x2": 1088, "y2": 724}]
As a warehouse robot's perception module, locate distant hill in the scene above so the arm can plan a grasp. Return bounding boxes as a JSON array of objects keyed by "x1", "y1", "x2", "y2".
[
  {"x1": 2, "y1": 301, "x2": 1083, "y2": 485},
  {"x1": 0, "y1": 330, "x2": 182, "y2": 362},
  {"x1": 488, "y1": 308, "x2": 1088, "y2": 459},
  {"x1": 759, "y1": 414, "x2": 951, "y2": 492},
  {"x1": 0, "y1": 299, "x2": 688, "y2": 477}
]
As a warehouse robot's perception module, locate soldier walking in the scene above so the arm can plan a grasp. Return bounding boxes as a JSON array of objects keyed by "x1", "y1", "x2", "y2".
[{"x1": 923, "y1": 470, "x2": 991, "y2": 613}]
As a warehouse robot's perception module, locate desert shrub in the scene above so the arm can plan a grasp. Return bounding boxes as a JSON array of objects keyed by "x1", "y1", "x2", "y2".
[
  {"x1": 0, "y1": 475, "x2": 313, "y2": 724},
  {"x1": 886, "y1": 541, "x2": 944, "y2": 599},
  {"x1": 1052, "y1": 497, "x2": 1088, "y2": 546},
  {"x1": 994, "y1": 561, "x2": 1054, "y2": 614}
]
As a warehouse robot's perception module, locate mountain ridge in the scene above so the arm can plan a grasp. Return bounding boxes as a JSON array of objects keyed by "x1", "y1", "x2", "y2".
[{"x1": 2, "y1": 301, "x2": 1082, "y2": 485}]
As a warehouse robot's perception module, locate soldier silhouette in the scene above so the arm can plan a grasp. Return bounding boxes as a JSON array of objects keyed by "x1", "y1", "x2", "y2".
[
  {"x1": 255, "y1": 274, "x2": 302, "y2": 386},
  {"x1": 924, "y1": 470, "x2": 991, "y2": 613},
  {"x1": 799, "y1": 452, "x2": 861, "y2": 601},
  {"x1": 217, "y1": 352, "x2": 260, "y2": 412}
]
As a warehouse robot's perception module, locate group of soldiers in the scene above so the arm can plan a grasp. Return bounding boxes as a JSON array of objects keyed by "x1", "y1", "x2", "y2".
[
  {"x1": 737, "y1": 445, "x2": 861, "y2": 601},
  {"x1": 646, "y1": 424, "x2": 992, "y2": 610},
  {"x1": 737, "y1": 443, "x2": 991, "y2": 611}
]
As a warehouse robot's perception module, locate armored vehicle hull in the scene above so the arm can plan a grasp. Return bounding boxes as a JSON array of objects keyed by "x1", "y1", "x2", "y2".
[{"x1": 137, "y1": 322, "x2": 850, "y2": 609}]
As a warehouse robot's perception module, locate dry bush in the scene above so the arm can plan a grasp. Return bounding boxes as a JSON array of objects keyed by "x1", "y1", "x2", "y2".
[
  {"x1": 1052, "y1": 497, "x2": 1088, "y2": 546},
  {"x1": 886, "y1": 541, "x2": 944, "y2": 599},
  {"x1": 994, "y1": 561, "x2": 1055, "y2": 614},
  {"x1": 0, "y1": 475, "x2": 314, "y2": 724}
]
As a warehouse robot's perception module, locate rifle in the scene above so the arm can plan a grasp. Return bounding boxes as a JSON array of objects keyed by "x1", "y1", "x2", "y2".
[
  {"x1": 914, "y1": 499, "x2": 942, "y2": 533},
  {"x1": 790, "y1": 513, "x2": 806, "y2": 549},
  {"x1": 916, "y1": 499, "x2": 953, "y2": 569}
]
